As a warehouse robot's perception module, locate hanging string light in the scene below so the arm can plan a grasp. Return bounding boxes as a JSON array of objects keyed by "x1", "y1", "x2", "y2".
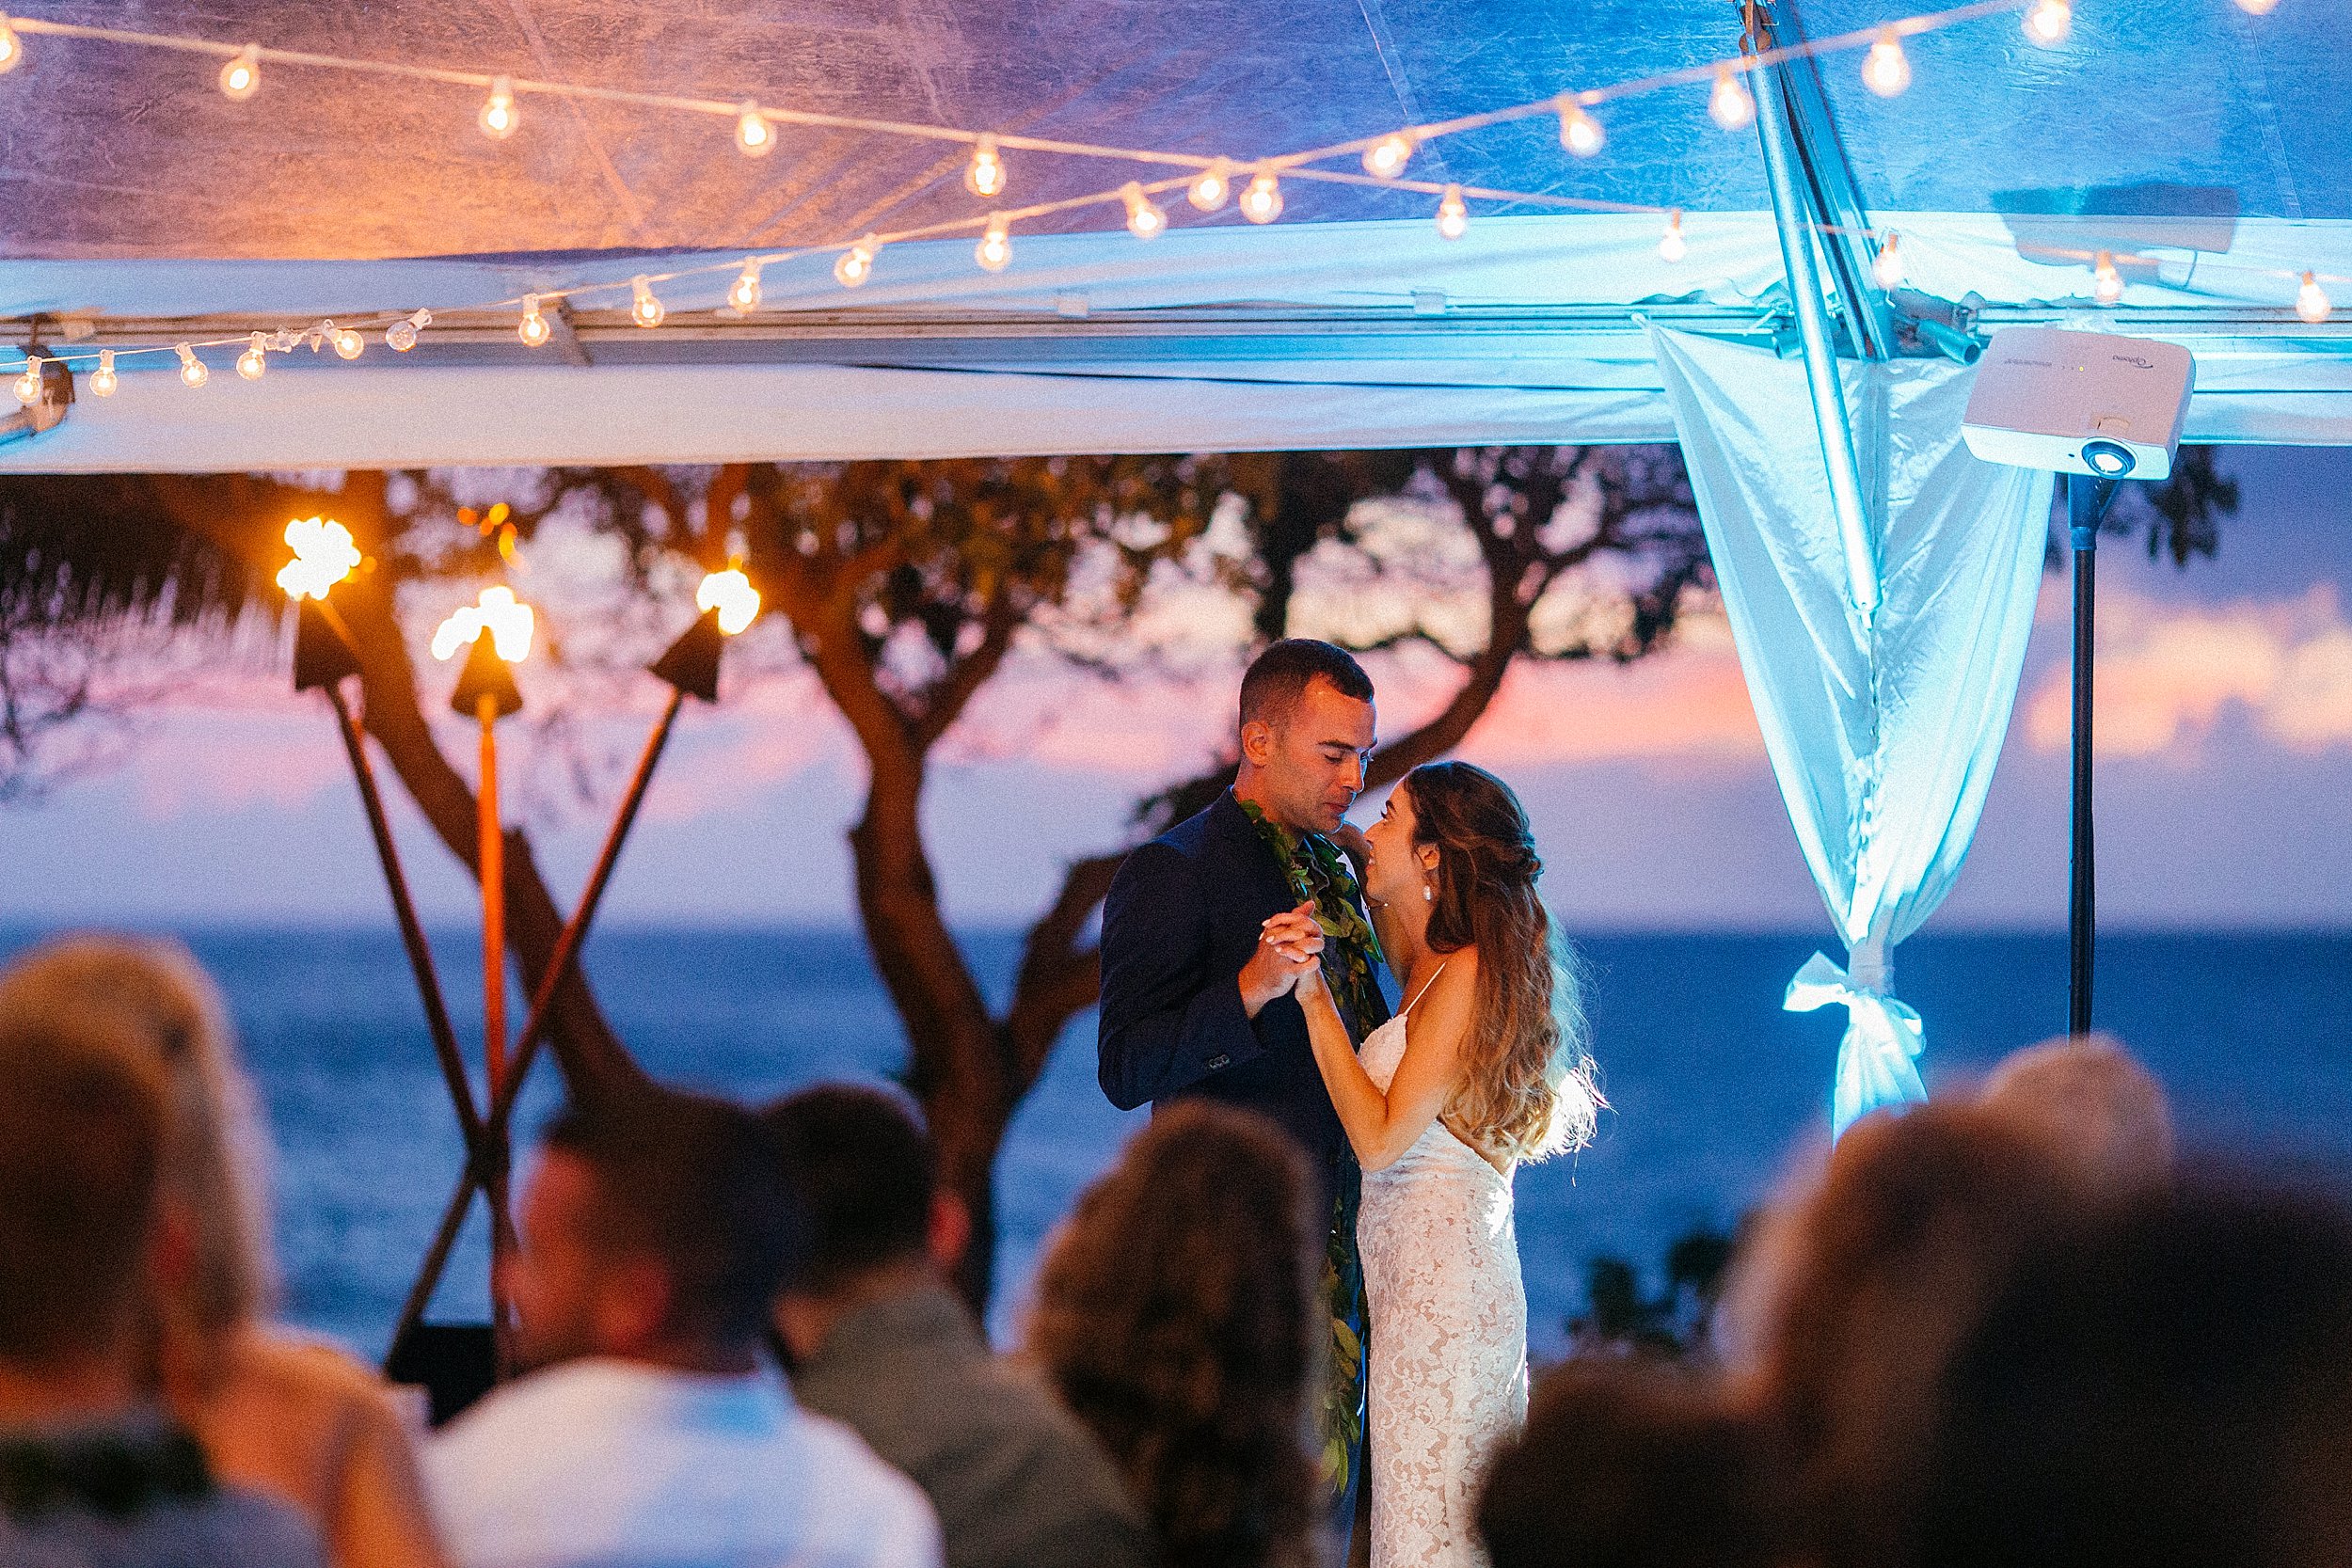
[
  {"x1": 2233, "y1": 0, "x2": 2278, "y2": 13},
  {"x1": 517, "y1": 293, "x2": 551, "y2": 347},
  {"x1": 386, "y1": 308, "x2": 430, "y2": 352},
  {"x1": 2092, "y1": 251, "x2": 2123, "y2": 307},
  {"x1": 479, "y1": 75, "x2": 517, "y2": 140},
  {"x1": 834, "y1": 234, "x2": 880, "y2": 287},
  {"x1": 727, "y1": 260, "x2": 762, "y2": 311},
  {"x1": 218, "y1": 43, "x2": 260, "y2": 101},
  {"x1": 0, "y1": 14, "x2": 19, "y2": 72},
  {"x1": 237, "y1": 332, "x2": 268, "y2": 379},
  {"x1": 2297, "y1": 271, "x2": 2333, "y2": 325},
  {"x1": 1708, "y1": 65, "x2": 1756, "y2": 132},
  {"x1": 629, "y1": 276, "x2": 665, "y2": 328},
  {"x1": 88, "y1": 349, "x2": 117, "y2": 397},
  {"x1": 1872, "y1": 230, "x2": 1904, "y2": 288},
  {"x1": 1363, "y1": 132, "x2": 1415, "y2": 179},
  {"x1": 1435, "y1": 184, "x2": 1469, "y2": 240},
  {"x1": 1660, "y1": 210, "x2": 1688, "y2": 262},
  {"x1": 177, "y1": 344, "x2": 209, "y2": 388},
  {"x1": 975, "y1": 214, "x2": 1012, "y2": 272},
  {"x1": 1120, "y1": 182, "x2": 1168, "y2": 239},
  {"x1": 1557, "y1": 97, "x2": 1605, "y2": 157},
  {"x1": 1239, "y1": 166, "x2": 1283, "y2": 224},
  {"x1": 964, "y1": 135, "x2": 1006, "y2": 198},
  {"x1": 330, "y1": 322, "x2": 365, "y2": 359},
  {"x1": 1188, "y1": 158, "x2": 1233, "y2": 212},
  {"x1": 1862, "y1": 29, "x2": 1912, "y2": 96},
  {"x1": 735, "y1": 101, "x2": 775, "y2": 156},
  {"x1": 12, "y1": 356, "x2": 40, "y2": 405},
  {"x1": 2023, "y1": 0, "x2": 2072, "y2": 44}
]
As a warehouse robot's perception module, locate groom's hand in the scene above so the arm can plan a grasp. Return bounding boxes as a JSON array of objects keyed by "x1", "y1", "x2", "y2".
[{"x1": 1239, "y1": 902, "x2": 1323, "y2": 1018}]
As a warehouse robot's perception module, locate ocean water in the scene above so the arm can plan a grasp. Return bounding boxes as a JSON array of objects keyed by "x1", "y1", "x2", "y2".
[{"x1": 2, "y1": 925, "x2": 2345, "y2": 1363}]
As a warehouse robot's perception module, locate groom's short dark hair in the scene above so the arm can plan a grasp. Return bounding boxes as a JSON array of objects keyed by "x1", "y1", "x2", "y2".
[{"x1": 1240, "y1": 639, "x2": 1373, "y2": 730}]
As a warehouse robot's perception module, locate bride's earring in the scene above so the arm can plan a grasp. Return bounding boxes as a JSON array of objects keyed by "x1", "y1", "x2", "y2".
[{"x1": 1422, "y1": 882, "x2": 1434, "y2": 903}]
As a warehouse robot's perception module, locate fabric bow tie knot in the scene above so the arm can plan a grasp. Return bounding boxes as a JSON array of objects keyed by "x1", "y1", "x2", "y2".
[{"x1": 1785, "y1": 949, "x2": 1927, "y2": 1138}]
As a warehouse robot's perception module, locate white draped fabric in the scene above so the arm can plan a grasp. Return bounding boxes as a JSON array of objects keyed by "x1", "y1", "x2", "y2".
[{"x1": 1647, "y1": 326, "x2": 2055, "y2": 1135}]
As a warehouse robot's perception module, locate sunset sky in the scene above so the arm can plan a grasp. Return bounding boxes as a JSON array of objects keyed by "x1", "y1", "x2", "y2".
[{"x1": 2, "y1": 444, "x2": 2346, "y2": 936}]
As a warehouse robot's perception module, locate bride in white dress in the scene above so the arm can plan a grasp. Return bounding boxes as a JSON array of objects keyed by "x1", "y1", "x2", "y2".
[{"x1": 1266, "y1": 761, "x2": 1597, "y2": 1568}]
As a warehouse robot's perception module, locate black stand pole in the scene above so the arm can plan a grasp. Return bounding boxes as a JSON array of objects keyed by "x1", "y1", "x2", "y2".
[{"x1": 2067, "y1": 473, "x2": 2119, "y2": 1039}]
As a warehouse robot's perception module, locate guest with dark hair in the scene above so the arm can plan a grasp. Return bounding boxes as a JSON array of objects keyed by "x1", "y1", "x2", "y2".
[
  {"x1": 764, "y1": 1085, "x2": 1148, "y2": 1568},
  {"x1": 0, "y1": 999, "x2": 324, "y2": 1568},
  {"x1": 423, "y1": 1089, "x2": 940, "y2": 1568},
  {"x1": 1976, "y1": 1032, "x2": 2173, "y2": 1196},
  {"x1": 1916, "y1": 1180, "x2": 2352, "y2": 1568},
  {"x1": 1477, "y1": 1362, "x2": 1788, "y2": 1568},
  {"x1": 1029, "y1": 1101, "x2": 1321, "y2": 1568}
]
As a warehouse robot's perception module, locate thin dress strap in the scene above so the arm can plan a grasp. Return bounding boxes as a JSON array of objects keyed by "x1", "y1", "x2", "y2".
[{"x1": 1397, "y1": 960, "x2": 1448, "y2": 1021}]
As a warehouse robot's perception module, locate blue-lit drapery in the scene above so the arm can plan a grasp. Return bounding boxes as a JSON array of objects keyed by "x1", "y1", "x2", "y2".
[{"x1": 1647, "y1": 326, "x2": 2054, "y2": 1136}]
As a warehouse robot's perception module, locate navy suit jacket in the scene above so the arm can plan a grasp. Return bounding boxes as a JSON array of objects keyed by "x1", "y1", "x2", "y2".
[{"x1": 1097, "y1": 791, "x2": 1392, "y2": 1196}]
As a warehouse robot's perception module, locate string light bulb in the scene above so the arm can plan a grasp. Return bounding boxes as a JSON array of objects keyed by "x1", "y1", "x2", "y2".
[
  {"x1": 1121, "y1": 182, "x2": 1168, "y2": 239},
  {"x1": 1708, "y1": 65, "x2": 1756, "y2": 132},
  {"x1": 1557, "y1": 98, "x2": 1604, "y2": 157},
  {"x1": 1872, "y1": 231, "x2": 1904, "y2": 289},
  {"x1": 834, "y1": 235, "x2": 880, "y2": 287},
  {"x1": 0, "y1": 14, "x2": 19, "y2": 73},
  {"x1": 1363, "y1": 132, "x2": 1414, "y2": 179},
  {"x1": 12, "y1": 356, "x2": 39, "y2": 405},
  {"x1": 727, "y1": 260, "x2": 762, "y2": 312},
  {"x1": 734, "y1": 101, "x2": 775, "y2": 157},
  {"x1": 479, "y1": 76, "x2": 517, "y2": 140},
  {"x1": 629, "y1": 275, "x2": 664, "y2": 328},
  {"x1": 1188, "y1": 158, "x2": 1233, "y2": 212},
  {"x1": 177, "y1": 344, "x2": 208, "y2": 388},
  {"x1": 386, "y1": 309, "x2": 430, "y2": 352},
  {"x1": 1435, "y1": 184, "x2": 1469, "y2": 240},
  {"x1": 975, "y1": 215, "x2": 1012, "y2": 273},
  {"x1": 2234, "y1": 0, "x2": 2279, "y2": 13},
  {"x1": 518, "y1": 293, "x2": 551, "y2": 347},
  {"x1": 1862, "y1": 29, "x2": 1912, "y2": 96},
  {"x1": 2092, "y1": 251, "x2": 2124, "y2": 307},
  {"x1": 88, "y1": 349, "x2": 117, "y2": 398},
  {"x1": 1659, "y1": 210, "x2": 1688, "y2": 263},
  {"x1": 1240, "y1": 167, "x2": 1283, "y2": 224},
  {"x1": 2023, "y1": 0, "x2": 2072, "y2": 44},
  {"x1": 964, "y1": 135, "x2": 1006, "y2": 198},
  {"x1": 2297, "y1": 271, "x2": 2332, "y2": 325},
  {"x1": 237, "y1": 332, "x2": 268, "y2": 379},
  {"x1": 330, "y1": 324, "x2": 364, "y2": 359},
  {"x1": 218, "y1": 43, "x2": 261, "y2": 101}
]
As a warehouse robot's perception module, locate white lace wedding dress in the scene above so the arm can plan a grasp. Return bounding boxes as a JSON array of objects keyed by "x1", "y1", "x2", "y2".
[{"x1": 1355, "y1": 977, "x2": 1530, "y2": 1568}]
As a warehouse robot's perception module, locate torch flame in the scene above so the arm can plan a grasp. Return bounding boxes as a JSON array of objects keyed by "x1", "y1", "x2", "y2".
[
  {"x1": 276, "y1": 516, "x2": 361, "y2": 602},
  {"x1": 432, "y1": 586, "x2": 535, "y2": 663},
  {"x1": 695, "y1": 567, "x2": 761, "y2": 636}
]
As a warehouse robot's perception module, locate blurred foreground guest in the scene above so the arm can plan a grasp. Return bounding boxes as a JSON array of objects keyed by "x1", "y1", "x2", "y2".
[
  {"x1": 1717, "y1": 1103, "x2": 2090, "y2": 1568},
  {"x1": 1477, "y1": 1362, "x2": 1787, "y2": 1568},
  {"x1": 1977, "y1": 1033, "x2": 2173, "y2": 1194},
  {"x1": 0, "y1": 1001, "x2": 323, "y2": 1568},
  {"x1": 1029, "y1": 1101, "x2": 1320, "y2": 1568},
  {"x1": 1919, "y1": 1180, "x2": 2352, "y2": 1568},
  {"x1": 424, "y1": 1090, "x2": 940, "y2": 1568},
  {"x1": 0, "y1": 934, "x2": 446, "y2": 1568},
  {"x1": 766, "y1": 1085, "x2": 1149, "y2": 1568}
]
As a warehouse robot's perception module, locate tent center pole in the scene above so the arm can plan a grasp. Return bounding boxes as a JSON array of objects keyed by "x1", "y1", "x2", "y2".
[{"x1": 2067, "y1": 472, "x2": 2120, "y2": 1038}]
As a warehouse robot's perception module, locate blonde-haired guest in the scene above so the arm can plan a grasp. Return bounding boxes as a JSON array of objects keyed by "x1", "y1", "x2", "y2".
[{"x1": 0, "y1": 933, "x2": 447, "y2": 1568}]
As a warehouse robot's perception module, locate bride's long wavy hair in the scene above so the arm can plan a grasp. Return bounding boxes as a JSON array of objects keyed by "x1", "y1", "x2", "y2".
[{"x1": 1404, "y1": 761, "x2": 1599, "y2": 1162}]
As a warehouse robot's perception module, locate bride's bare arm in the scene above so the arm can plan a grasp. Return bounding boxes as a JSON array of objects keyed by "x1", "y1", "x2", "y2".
[{"x1": 1275, "y1": 919, "x2": 1477, "y2": 1170}]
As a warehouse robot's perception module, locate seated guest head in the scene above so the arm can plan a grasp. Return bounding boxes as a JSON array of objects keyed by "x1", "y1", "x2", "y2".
[
  {"x1": 1977, "y1": 1032, "x2": 2173, "y2": 1195},
  {"x1": 0, "y1": 934, "x2": 270, "y2": 1396},
  {"x1": 1478, "y1": 1361, "x2": 1788, "y2": 1568},
  {"x1": 1028, "y1": 1101, "x2": 1319, "y2": 1568},
  {"x1": 1720, "y1": 1102, "x2": 2092, "y2": 1568},
  {"x1": 762, "y1": 1085, "x2": 970, "y2": 1361},
  {"x1": 0, "y1": 998, "x2": 168, "y2": 1408},
  {"x1": 1919, "y1": 1179, "x2": 2352, "y2": 1568},
  {"x1": 511, "y1": 1089, "x2": 803, "y2": 1376}
]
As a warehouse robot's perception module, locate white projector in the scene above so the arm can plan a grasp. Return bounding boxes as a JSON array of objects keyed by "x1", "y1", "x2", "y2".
[{"x1": 1961, "y1": 326, "x2": 2194, "y2": 481}]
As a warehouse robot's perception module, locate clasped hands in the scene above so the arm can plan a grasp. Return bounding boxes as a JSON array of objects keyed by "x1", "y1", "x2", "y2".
[{"x1": 1239, "y1": 901, "x2": 1329, "y2": 1016}]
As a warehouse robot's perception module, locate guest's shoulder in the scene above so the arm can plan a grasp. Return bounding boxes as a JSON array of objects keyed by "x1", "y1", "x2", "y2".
[
  {"x1": 424, "y1": 1359, "x2": 614, "y2": 1475},
  {"x1": 227, "y1": 1325, "x2": 408, "y2": 1421},
  {"x1": 789, "y1": 1408, "x2": 944, "y2": 1565}
]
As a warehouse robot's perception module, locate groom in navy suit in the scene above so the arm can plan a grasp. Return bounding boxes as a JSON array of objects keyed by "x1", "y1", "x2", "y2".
[{"x1": 1097, "y1": 637, "x2": 1391, "y2": 1528}]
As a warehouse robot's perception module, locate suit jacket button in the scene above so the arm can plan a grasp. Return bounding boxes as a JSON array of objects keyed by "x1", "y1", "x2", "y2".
[{"x1": 1205, "y1": 1053, "x2": 1231, "y2": 1070}]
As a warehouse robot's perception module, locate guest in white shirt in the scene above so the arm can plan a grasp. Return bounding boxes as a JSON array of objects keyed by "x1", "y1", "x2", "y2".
[{"x1": 423, "y1": 1090, "x2": 941, "y2": 1568}]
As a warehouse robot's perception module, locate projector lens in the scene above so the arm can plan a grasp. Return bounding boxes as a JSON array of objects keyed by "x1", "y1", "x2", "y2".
[{"x1": 2081, "y1": 440, "x2": 2136, "y2": 477}]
